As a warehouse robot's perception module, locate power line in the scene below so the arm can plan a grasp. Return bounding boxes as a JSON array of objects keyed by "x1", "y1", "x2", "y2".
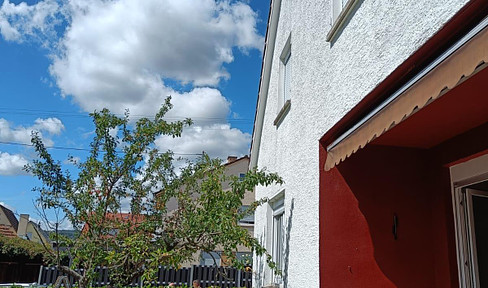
[
  {"x1": 0, "y1": 107, "x2": 253, "y2": 123},
  {"x1": 0, "y1": 140, "x2": 202, "y2": 156}
]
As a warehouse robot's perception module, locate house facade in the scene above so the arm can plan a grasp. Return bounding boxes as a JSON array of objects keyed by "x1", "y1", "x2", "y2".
[
  {"x1": 17, "y1": 214, "x2": 51, "y2": 247},
  {"x1": 197, "y1": 156, "x2": 255, "y2": 266},
  {"x1": 156, "y1": 155, "x2": 255, "y2": 266},
  {"x1": 0, "y1": 204, "x2": 18, "y2": 238},
  {"x1": 251, "y1": 0, "x2": 488, "y2": 287}
]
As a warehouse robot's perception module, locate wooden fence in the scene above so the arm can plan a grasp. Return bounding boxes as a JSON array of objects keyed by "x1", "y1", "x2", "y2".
[{"x1": 38, "y1": 265, "x2": 252, "y2": 288}]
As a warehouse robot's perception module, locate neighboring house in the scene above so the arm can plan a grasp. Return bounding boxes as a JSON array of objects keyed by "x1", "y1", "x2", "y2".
[
  {"x1": 251, "y1": 1, "x2": 488, "y2": 288},
  {"x1": 17, "y1": 214, "x2": 51, "y2": 247},
  {"x1": 81, "y1": 212, "x2": 145, "y2": 236},
  {"x1": 0, "y1": 205, "x2": 51, "y2": 246},
  {"x1": 0, "y1": 204, "x2": 18, "y2": 238},
  {"x1": 158, "y1": 155, "x2": 254, "y2": 266},
  {"x1": 199, "y1": 156, "x2": 254, "y2": 266}
]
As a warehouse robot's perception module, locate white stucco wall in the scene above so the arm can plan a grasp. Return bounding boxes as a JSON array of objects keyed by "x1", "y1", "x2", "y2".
[{"x1": 252, "y1": 0, "x2": 469, "y2": 287}]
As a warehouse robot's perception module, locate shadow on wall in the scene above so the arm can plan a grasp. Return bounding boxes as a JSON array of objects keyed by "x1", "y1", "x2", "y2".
[
  {"x1": 283, "y1": 198, "x2": 294, "y2": 288},
  {"x1": 335, "y1": 145, "x2": 457, "y2": 287},
  {"x1": 254, "y1": 231, "x2": 267, "y2": 288},
  {"x1": 253, "y1": 198, "x2": 294, "y2": 288}
]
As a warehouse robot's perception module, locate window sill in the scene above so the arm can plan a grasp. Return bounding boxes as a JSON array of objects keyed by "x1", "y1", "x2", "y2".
[
  {"x1": 274, "y1": 100, "x2": 291, "y2": 127},
  {"x1": 326, "y1": 0, "x2": 360, "y2": 42}
]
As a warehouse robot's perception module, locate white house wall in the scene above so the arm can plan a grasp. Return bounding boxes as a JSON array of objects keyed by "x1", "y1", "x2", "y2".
[{"x1": 253, "y1": 0, "x2": 469, "y2": 287}]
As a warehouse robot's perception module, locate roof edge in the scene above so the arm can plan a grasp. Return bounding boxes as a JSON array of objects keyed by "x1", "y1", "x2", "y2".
[
  {"x1": 250, "y1": 0, "x2": 282, "y2": 169},
  {"x1": 320, "y1": 0, "x2": 488, "y2": 148}
]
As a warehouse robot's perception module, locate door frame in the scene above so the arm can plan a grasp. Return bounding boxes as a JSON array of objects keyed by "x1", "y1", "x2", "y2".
[{"x1": 451, "y1": 153, "x2": 488, "y2": 288}]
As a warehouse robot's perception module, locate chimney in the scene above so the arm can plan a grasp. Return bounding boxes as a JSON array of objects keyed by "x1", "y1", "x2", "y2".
[
  {"x1": 227, "y1": 156, "x2": 238, "y2": 163},
  {"x1": 17, "y1": 214, "x2": 29, "y2": 238}
]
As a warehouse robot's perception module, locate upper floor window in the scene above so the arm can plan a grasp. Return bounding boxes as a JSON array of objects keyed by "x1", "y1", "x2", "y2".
[
  {"x1": 327, "y1": 0, "x2": 360, "y2": 42},
  {"x1": 279, "y1": 35, "x2": 292, "y2": 107},
  {"x1": 331, "y1": 0, "x2": 347, "y2": 23},
  {"x1": 281, "y1": 49, "x2": 291, "y2": 104},
  {"x1": 274, "y1": 34, "x2": 292, "y2": 126},
  {"x1": 239, "y1": 205, "x2": 254, "y2": 225}
]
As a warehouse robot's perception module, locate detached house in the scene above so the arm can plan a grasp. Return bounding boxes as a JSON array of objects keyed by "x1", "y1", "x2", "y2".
[{"x1": 251, "y1": 1, "x2": 488, "y2": 287}]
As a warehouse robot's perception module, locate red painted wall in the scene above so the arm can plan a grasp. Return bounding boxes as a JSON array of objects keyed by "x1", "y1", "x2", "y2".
[{"x1": 320, "y1": 145, "x2": 458, "y2": 288}]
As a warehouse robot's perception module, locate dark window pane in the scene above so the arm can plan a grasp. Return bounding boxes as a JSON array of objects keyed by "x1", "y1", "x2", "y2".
[{"x1": 472, "y1": 195, "x2": 488, "y2": 287}]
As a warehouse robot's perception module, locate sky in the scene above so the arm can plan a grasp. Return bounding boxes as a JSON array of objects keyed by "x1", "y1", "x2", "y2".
[{"x1": 0, "y1": 0, "x2": 270, "y2": 228}]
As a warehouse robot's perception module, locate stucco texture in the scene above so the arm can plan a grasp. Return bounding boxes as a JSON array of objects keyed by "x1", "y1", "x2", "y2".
[{"x1": 252, "y1": 0, "x2": 469, "y2": 287}]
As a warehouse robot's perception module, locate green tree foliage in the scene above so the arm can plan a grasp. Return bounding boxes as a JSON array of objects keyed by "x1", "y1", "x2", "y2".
[
  {"x1": 26, "y1": 98, "x2": 282, "y2": 288},
  {"x1": 0, "y1": 235, "x2": 47, "y2": 260}
]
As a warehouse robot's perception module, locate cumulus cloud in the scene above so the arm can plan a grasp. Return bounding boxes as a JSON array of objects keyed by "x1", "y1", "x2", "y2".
[
  {"x1": 156, "y1": 124, "x2": 251, "y2": 160},
  {"x1": 0, "y1": 152, "x2": 29, "y2": 176},
  {"x1": 2, "y1": 0, "x2": 264, "y2": 164},
  {"x1": 0, "y1": 0, "x2": 60, "y2": 43},
  {"x1": 34, "y1": 117, "x2": 64, "y2": 135},
  {"x1": 46, "y1": 0, "x2": 263, "y2": 118},
  {"x1": 0, "y1": 117, "x2": 65, "y2": 146}
]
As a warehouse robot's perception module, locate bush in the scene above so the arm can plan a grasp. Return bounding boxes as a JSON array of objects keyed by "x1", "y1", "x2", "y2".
[{"x1": 0, "y1": 235, "x2": 48, "y2": 260}]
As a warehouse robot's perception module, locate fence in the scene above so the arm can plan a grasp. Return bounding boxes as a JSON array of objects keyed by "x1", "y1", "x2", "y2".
[{"x1": 38, "y1": 265, "x2": 252, "y2": 288}]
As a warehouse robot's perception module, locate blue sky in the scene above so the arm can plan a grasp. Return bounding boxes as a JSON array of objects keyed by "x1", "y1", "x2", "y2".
[{"x1": 0, "y1": 0, "x2": 269, "y2": 227}]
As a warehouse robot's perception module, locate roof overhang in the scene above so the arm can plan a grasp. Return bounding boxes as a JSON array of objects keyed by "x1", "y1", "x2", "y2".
[
  {"x1": 325, "y1": 16, "x2": 488, "y2": 171},
  {"x1": 250, "y1": 0, "x2": 282, "y2": 169}
]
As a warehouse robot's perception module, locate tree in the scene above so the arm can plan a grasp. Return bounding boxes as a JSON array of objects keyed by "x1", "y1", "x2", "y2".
[{"x1": 26, "y1": 98, "x2": 282, "y2": 288}]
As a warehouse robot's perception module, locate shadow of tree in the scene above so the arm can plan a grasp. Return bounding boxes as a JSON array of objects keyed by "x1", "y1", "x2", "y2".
[{"x1": 283, "y1": 198, "x2": 294, "y2": 288}]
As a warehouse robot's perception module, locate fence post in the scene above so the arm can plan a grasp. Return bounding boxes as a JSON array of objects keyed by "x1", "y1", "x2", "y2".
[
  {"x1": 189, "y1": 265, "x2": 194, "y2": 287},
  {"x1": 237, "y1": 269, "x2": 241, "y2": 288},
  {"x1": 37, "y1": 265, "x2": 44, "y2": 285}
]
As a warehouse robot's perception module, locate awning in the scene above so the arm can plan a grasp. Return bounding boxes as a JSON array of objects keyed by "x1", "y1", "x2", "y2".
[{"x1": 325, "y1": 20, "x2": 488, "y2": 171}]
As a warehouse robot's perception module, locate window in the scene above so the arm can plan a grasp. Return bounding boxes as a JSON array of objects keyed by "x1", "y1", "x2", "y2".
[
  {"x1": 281, "y1": 49, "x2": 291, "y2": 104},
  {"x1": 271, "y1": 196, "x2": 284, "y2": 282},
  {"x1": 279, "y1": 35, "x2": 292, "y2": 108},
  {"x1": 200, "y1": 251, "x2": 221, "y2": 266},
  {"x1": 275, "y1": 35, "x2": 292, "y2": 126},
  {"x1": 236, "y1": 252, "x2": 252, "y2": 265},
  {"x1": 331, "y1": 0, "x2": 346, "y2": 23},
  {"x1": 239, "y1": 205, "x2": 254, "y2": 225},
  {"x1": 454, "y1": 183, "x2": 488, "y2": 288},
  {"x1": 327, "y1": 0, "x2": 360, "y2": 42}
]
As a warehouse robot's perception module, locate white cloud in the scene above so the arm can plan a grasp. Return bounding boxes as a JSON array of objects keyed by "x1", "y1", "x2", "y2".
[
  {"x1": 34, "y1": 117, "x2": 65, "y2": 135},
  {"x1": 0, "y1": 152, "x2": 29, "y2": 176},
  {"x1": 2, "y1": 0, "x2": 263, "y2": 166},
  {"x1": 0, "y1": 0, "x2": 60, "y2": 43},
  {"x1": 156, "y1": 123, "x2": 251, "y2": 161},
  {"x1": 48, "y1": 0, "x2": 263, "y2": 118},
  {"x1": 0, "y1": 117, "x2": 64, "y2": 146}
]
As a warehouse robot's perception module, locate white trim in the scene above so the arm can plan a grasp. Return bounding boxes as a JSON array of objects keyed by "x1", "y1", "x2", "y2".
[
  {"x1": 451, "y1": 154, "x2": 488, "y2": 288},
  {"x1": 327, "y1": 16, "x2": 488, "y2": 152},
  {"x1": 250, "y1": 0, "x2": 283, "y2": 169},
  {"x1": 327, "y1": 0, "x2": 361, "y2": 42}
]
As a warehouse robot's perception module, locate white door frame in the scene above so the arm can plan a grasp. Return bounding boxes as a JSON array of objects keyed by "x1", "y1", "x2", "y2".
[{"x1": 451, "y1": 153, "x2": 488, "y2": 288}]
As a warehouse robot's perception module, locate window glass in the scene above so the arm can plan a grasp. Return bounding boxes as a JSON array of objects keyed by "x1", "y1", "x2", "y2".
[
  {"x1": 239, "y1": 205, "x2": 254, "y2": 224},
  {"x1": 200, "y1": 251, "x2": 221, "y2": 266},
  {"x1": 282, "y1": 50, "x2": 291, "y2": 103}
]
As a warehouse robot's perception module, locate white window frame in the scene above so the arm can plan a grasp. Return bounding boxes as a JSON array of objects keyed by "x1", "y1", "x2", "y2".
[
  {"x1": 451, "y1": 154, "x2": 488, "y2": 288},
  {"x1": 279, "y1": 35, "x2": 291, "y2": 107},
  {"x1": 270, "y1": 194, "x2": 285, "y2": 284},
  {"x1": 275, "y1": 35, "x2": 292, "y2": 126},
  {"x1": 327, "y1": 0, "x2": 360, "y2": 42}
]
